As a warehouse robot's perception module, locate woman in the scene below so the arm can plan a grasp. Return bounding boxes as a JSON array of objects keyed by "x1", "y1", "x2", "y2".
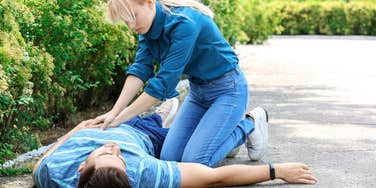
[{"x1": 90, "y1": 0, "x2": 264, "y2": 167}]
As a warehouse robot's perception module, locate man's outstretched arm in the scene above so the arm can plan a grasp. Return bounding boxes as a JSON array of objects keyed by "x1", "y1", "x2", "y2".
[{"x1": 178, "y1": 162, "x2": 317, "y2": 187}]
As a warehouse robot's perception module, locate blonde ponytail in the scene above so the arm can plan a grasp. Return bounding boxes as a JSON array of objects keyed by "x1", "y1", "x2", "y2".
[
  {"x1": 107, "y1": 0, "x2": 136, "y2": 24},
  {"x1": 106, "y1": 0, "x2": 214, "y2": 25},
  {"x1": 159, "y1": 0, "x2": 214, "y2": 18}
]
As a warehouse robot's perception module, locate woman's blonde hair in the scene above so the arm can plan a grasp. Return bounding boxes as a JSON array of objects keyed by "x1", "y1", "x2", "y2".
[{"x1": 106, "y1": 0, "x2": 214, "y2": 24}]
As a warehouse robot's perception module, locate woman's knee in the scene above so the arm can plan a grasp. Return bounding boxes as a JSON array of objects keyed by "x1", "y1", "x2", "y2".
[
  {"x1": 181, "y1": 151, "x2": 212, "y2": 166},
  {"x1": 182, "y1": 157, "x2": 210, "y2": 166},
  {"x1": 160, "y1": 143, "x2": 183, "y2": 161}
]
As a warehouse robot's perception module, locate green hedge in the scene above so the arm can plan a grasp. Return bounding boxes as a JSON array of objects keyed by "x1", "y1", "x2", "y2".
[
  {"x1": 24, "y1": 0, "x2": 137, "y2": 117},
  {"x1": 240, "y1": 0, "x2": 282, "y2": 44},
  {"x1": 203, "y1": 0, "x2": 243, "y2": 46},
  {"x1": 239, "y1": 1, "x2": 376, "y2": 44},
  {"x1": 272, "y1": 2, "x2": 376, "y2": 35},
  {"x1": 1, "y1": 0, "x2": 53, "y2": 163},
  {"x1": 0, "y1": 0, "x2": 136, "y2": 163}
]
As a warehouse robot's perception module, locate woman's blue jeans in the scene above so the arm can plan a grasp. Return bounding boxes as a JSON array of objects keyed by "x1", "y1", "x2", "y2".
[{"x1": 160, "y1": 66, "x2": 255, "y2": 167}]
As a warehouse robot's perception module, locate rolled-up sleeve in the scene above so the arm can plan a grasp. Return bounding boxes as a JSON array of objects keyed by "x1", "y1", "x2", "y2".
[
  {"x1": 144, "y1": 20, "x2": 199, "y2": 100},
  {"x1": 126, "y1": 35, "x2": 154, "y2": 82}
]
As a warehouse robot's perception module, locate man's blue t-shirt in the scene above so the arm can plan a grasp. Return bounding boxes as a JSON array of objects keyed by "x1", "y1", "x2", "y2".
[{"x1": 34, "y1": 124, "x2": 181, "y2": 188}]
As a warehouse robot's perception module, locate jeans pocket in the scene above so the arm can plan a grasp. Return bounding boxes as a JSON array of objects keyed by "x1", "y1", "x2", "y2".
[{"x1": 208, "y1": 74, "x2": 235, "y2": 88}]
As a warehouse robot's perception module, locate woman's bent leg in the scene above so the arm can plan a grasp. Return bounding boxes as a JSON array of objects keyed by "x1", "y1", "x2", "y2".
[
  {"x1": 160, "y1": 92, "x2": 206, "y2": 161},
  {"x1": 181, "y1": 67, "x2": 249, "y2": 167},
  {"x1": 181, "y1": 94, "x2": 247, "y2": 167},
  {"x1": 209, "y1": 118, "x2": 254, "y2": 166}
]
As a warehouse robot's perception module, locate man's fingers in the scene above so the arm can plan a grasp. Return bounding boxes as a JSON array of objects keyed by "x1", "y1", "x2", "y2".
[
  {"x1": 82, "y1": 119, "x2": 94, "y2": 126},
  {"x1": 301, "y1": 164, "x2": 309, "y2": 170},
  {"x1": 301, "y1": 169, "x2": 311, "y2": 175},
  {"x1": 297, "y1": 178, "x2": 316, "y2": 184},
  {"x1": 100, "y1": 123, "x2": 108, "y2": 131},
  {"x1": 85, "y1": 122, "x2": 102, "y2": 129},
  {"x1": 300, "y1": 168, "x2": 317, "y2": 182},
  {"x1": 309, "y1": 174, "x2": 318, "y2": 182},
  {"x1": 89, "y1": 118, "x2": 103, "y2": 126},
  {"x1": 298, "y1": 173, "x2": 317, "y2": 184},
  {"x1": 103, "y1": 117, "x2": 113, "y2": 125},
  {"x1": 301, "y1": 174, "x2": 316, "y2": 181},
  {"x1": 86, "y1": 121, "x2": 111, "y2": 130}
]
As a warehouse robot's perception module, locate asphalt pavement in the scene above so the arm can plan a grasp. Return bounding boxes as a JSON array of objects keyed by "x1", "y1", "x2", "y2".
[{"x1": 221, "y1": 35, "x2": 376, "y2": 188}]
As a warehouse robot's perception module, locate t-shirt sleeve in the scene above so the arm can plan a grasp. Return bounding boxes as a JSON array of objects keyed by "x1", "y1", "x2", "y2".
[
  {"x1": 138, "y1": 158, "x2": 181, "y2": 188},
  {"x1": 34, "y1": 158, "x2": 53, "y2": 188}
]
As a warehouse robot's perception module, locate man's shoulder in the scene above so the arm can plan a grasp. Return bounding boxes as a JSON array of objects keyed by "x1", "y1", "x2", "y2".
[{"x1": 131, "y1": 159, "x2": 181, "y2": 187}]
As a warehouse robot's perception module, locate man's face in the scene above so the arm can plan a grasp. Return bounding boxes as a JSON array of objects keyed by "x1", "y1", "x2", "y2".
[{"x1": 78, "y1": 142, "x2": 126, "y2": 172}]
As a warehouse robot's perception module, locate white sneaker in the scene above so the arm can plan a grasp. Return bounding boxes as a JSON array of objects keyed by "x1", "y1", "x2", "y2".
[
  {"x1": 245, "y1": 107, "x2": 269, "y2": 161},
  {"x1": 155, "y1": 98, "x2": 179, "y2": 128}
]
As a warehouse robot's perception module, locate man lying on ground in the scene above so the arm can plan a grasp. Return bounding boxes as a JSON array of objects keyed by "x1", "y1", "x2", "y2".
[{"x1": 32, "y1": 98, "x2": 317, "y2": 188}]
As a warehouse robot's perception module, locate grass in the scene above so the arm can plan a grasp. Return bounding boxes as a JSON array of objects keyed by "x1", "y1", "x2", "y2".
[{"x1": 0, "y1": 167, "x2": 32, "y2": 177}]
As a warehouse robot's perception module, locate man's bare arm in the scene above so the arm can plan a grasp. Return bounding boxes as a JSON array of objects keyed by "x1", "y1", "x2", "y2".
[{"x1": 178, "y1": 162, "x2": 317, "y2": 187}]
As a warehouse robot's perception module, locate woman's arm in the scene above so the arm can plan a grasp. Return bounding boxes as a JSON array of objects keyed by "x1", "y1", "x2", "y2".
[
  {"x1": 110, "y1": 75, "x2": 145, "y2": 115},
  {"x1": 101, "y1": 91, "x2": 160, "y2": 130},
  {"x1": 89, "y1": 75, "x2": 144, "y2": 128},
  {"x1": 177, "y1": 162, "x2": 317, "y2": 187}
]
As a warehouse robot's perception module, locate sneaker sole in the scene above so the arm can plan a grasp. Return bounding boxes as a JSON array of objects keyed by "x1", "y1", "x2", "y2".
[
  {"x1": 247, "y1": 107, "x2": 269, "y2": 161},
  {"x1": 264, "y1": 108, "x2": 269, "y2": 123},
  {"x1": 163, "y1": 98, "x2": 179, "y2": 127}
]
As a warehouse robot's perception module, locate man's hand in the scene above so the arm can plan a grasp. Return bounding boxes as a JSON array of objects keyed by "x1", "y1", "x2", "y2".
[
  {"x1": 102, "y1": 119, "x2": 122, "y2": 130},
  {"x1": 87, "y1": 111, "x2": 117, "y2": 129},
  {"x1": 85, "y1": 110, "x2": 123, "y2": 131},
  {"x1": 275, "y1": 163, "x2": 317, "y2": 184},
  {"x1": 89, "y1": 118, "x2": 122, "y2": 131},
  {"x1": 75, "y1": 119, "x2": 95, "y2": 130},
  {"x1": 88, "y1": 92, "x2": 160, "y2": 131}
]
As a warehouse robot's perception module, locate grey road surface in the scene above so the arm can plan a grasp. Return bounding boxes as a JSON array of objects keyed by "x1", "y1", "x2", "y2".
[{"x1": 221, "y1": 36, "x2": 376, "y2": 188}]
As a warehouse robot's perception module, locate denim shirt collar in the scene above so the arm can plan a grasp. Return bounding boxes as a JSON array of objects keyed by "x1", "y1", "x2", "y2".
[{"x1": 145, "y1": 2, "x2": 165, "y2": 40}]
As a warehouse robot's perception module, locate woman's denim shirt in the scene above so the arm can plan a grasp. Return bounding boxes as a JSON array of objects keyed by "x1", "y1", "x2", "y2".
[{"x1": 126, "y1": 2, "x2": 238, "y2": 100}]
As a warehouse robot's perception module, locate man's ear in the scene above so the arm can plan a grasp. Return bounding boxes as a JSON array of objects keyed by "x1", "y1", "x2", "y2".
[{"x1": 78, "y1": 162, "x2": 85, "y2": 172}]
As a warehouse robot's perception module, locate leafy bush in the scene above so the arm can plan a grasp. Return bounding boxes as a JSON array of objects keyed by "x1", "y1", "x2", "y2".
[
  {"x1": 345, "y1": 2, "x2": 375, "y2": 35},
  {"x1": 371, "y1": 7, "x2": 376, "y2": 34},
  {"x1": 202, "y1": 0, "x2": 243, "y2": 46},
  {"x1": 1, "y1": 0, "x2": 137, "y2": 164},
  {"x1": 275, "y1": 2, "x2": 322, "y2": 34},
  {"x1": 23, "y1": 0, "x2": 137, "y2": 118},
  {"x1": 269, "y1": 1, "x2": 376, "y2": 35},
  {"x1": 1, "y1": 0, "x2": 51, "y2": 162},
  {"x1": 240, "y1": 0, "x2": 282, "y2": 44},
  {"x1": 319, "y1": 3, "x2": 347, "y2": 34}
]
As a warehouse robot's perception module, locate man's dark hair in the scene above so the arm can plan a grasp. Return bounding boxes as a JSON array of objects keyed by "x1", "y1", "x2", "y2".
[{"x1": 78, "y1": 166, "x2": 131, "y2": 188}]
